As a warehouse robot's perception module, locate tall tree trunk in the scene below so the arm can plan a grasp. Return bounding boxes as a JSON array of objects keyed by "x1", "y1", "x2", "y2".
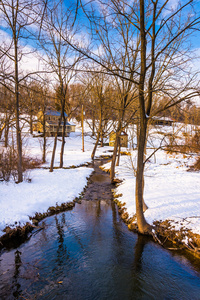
[
  {"x1": 59, "y1": 80, "x2": 67, "y2": 168},
  {"x1": 60, "y1": 110, "x2": 66, "y2": 168},
  {"x1": 116, "y1": 138, "x2": 121, "y2": 166},
  {"x1": 4, "y1": 119, "x2": 9, "y2": 148},
  {"x1": 30, "y1": 105, "x2": 33, "y2": 135},
  {"x1": 92, "y1": 111, "x2": 95, "y2": 136},
  {"x1": 100, "y1": 125, "x2": 103, "y2": 147},
  {"x1": 136, "y1": 118, "x2": 140, "y2": 150},
  {"x1": 110, "y1": 129, "x2": 121, "y2": 182},
  {"x1": 43, "y1": 135, "x2": 46, "y2": 163},
  {"x1": 15, "y1": 39, "x2": 23, "y2": 183},
  {"x1": 135, "y1": 120, "x2": 150, "y2": 233},
  {"x1": 81, "y1": 105, "x2": 84, "y2": 152},
  {"x1": 135, "y1": 0, "x2": 151, "y2": 234},
  {"x1": 42, "y1": 112, "x2": 46, "y2": 163},
  {"x1": 110, "y1": 116, "x2": 124, "y2": 182}
]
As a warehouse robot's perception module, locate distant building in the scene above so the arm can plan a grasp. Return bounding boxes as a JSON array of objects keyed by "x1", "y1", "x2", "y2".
[
  {"x1": 151, "y1": 116, "x2": 174, "y2": 126},
  {"x1": 109, "y1": 131, "x2": 128, "y2": 147},
  {"x1": 69, "y1": 121, "x2": 76, "y2": 132},
  {"x1": 37, "y1": 109, "x2": 75, "y2": 136}
]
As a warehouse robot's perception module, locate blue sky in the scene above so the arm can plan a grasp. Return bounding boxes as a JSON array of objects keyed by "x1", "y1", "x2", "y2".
[{"x1": 1, "y1": 0, "x2": 200, "y2": 91}]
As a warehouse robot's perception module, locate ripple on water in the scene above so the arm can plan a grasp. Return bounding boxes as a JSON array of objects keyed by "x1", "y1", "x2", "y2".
[{"x1": 0, "y1": 160, "x2": 200, "y2": 300}]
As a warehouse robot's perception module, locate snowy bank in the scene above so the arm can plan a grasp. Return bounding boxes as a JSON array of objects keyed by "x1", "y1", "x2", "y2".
[
  {"x1": 1, "y1": 120, "x2": 200, "y2": 249},
  {"x1": 0, "y1": 167, "x2": 93, "y2": 237},
  {"x1": 101, "y1": 149, "x2": 200, "y2": 236},
  {"x1": 0, "y1": 123, "x2": 112, "y2": 238}
]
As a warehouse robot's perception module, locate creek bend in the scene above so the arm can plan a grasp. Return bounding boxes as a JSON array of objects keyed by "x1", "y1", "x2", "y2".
[{"x1": 0, "y1": 158, "x2": 200, "y2": 299}]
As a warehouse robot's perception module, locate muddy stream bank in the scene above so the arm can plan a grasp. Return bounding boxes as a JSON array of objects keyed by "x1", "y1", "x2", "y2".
[{"x1": 0, "y1": 158, "x2": 200, "y2": 299}]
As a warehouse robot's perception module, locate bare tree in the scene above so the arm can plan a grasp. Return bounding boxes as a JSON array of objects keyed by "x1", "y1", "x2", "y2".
[
  {"x1": 79, "y1": 70, "x2": 113, "y2": 159},
  {"x1": 0, "y1": 83, "x2": 15, "y2": 146},
  {"x1": 0, "y1": 0, "x2": 42, "y2": 182},
  {"x1": 67, "y1": 0, "x2": 200, "y2": 234},
  {"x1": 38, "y1": 0, "x2": 81, "y2": 171},
  {"x1": 38, "y1": 83, "x2": 51, "y2": 163}
]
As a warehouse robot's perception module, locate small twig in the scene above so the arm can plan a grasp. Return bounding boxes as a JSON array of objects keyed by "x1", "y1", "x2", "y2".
[
  {"x1": 188, "y1": 241, "x2": 200, "y2": 252},
  {"x1": 167, "y1": 247, "x2": 182, "y2": 251},
  {"x1": 30, "y1": 226, "x2": 44, "y2": 237},
  {"x1": 162, "y1": 236, "x2": 168, "y2": 245},
  {"x1": 152, "y1": 231, "x2": 163, "y2": 245}
]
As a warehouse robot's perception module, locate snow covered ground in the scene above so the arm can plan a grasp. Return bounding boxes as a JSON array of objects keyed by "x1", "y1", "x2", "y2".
[
  {"x1": 0, "y1": 121, "x2": 200, "y2": 240},
  {"x1": 0, "y1": 167, "x2": 93, "y2": 235},
  {"x1": 0, "y1": 123, "x2": 111, "y2": 237},
  {"x1": 102, "y1": 147, "x2": 200, "y2": 235}
]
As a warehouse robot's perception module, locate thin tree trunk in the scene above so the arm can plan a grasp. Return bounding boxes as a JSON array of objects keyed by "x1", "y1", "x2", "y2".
[
  {"x1": 116, "y1": 138, "x2": 121, "y2": 166},
  {"x1": 59, "y1": 80, "x2": 67, "y2": 168},
  {"x1": 110, "y1": 117, "x2": 123, "y2": 182},
  {"x1": 100, "y1": 126, "x2": 103, "y2": 147},
  {"x1": 42, "y1": 112, "x2": 46, "y2": 163},
  {"x1": 50, "y1": 118, "x2": 61, "y2": 172},
  {"x1": 43, "y1": 135, "x2": 46, "y2": 163},
  {"x1": 60, "y1": 111, "x2": 66, "y2": 168},
  {"x1": 91, "y1": 108, "x2": 103, "y2": 159},
  {"x1": 30, "y1": 107, "x2": 33, "y2": 135},
  {"x1": 91, "y1": 130, "x2": 100, "y2": 160},
  {"x1": 110, "y1": 131, "x2": 120, "y2": 182},
  {"x1": 82, "y1": 105, "x2": 84, "y2": 152},
  {"x1": 92, "y1": 111, "x2": 95, "y2": 136},
  {"x1": 4, "y1": 119, "x2": 9, "y2": 148},
  {"x1": 15, "y1": 39, "x2": 23, "y2": 183}
]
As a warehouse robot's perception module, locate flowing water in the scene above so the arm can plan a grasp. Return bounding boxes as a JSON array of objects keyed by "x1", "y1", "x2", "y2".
[{"x1": 0, "y1": 159, "x2": 200, "y2": 300}]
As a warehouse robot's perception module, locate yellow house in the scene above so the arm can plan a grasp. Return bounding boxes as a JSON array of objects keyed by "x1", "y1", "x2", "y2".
[
  {"x1": 109, "y1": 130, "x2": 128, "y2": 147},
  {"x1": 37, "y1": 109, "x2": 73, "y2": 136}
]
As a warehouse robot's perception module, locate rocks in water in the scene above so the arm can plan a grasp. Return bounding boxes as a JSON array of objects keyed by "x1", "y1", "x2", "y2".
[
  {"x1": 47, "y1": 202, "x2": 75, "y2": 215},
  {"x1": 0, "y1": 223, "x2": 35, "y2": 250}
]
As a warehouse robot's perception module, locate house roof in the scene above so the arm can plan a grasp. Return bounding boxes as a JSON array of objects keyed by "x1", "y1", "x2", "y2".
[
  {"x1": 109, "y1": 130, "x2": 128, "y2": 136},
  {"x1": 68, "y1": 121, "x2": 76, "y2": 126},
  {"x1": 45, "y1": 109, "x2": 68, "y2": 117},
  {"x1": 46, "y1": 121, "x2": 71, "y2": 126}
]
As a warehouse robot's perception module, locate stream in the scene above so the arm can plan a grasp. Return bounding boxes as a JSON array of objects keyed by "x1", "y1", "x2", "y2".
[{"x1": 0, "y1": 158, "x2": 200, "y2": 299}]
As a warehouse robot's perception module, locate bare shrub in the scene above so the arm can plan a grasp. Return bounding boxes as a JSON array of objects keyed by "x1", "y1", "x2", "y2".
[
  {"x1": 0, "y1": 147, "x2": 18, "y2": 181},
  {"x1": 191, "y1": 157, "x2": 200, "y2": 171},
  {"x1": 183, "y1": 131, "x2": 200, "y2": 171},
  {"x1": 165, "y1": 129, "x2": 200, "y2": 155},
  {"x1": 190, "y1": 131, "x2": 200, "y2": 152},
  {"x1": 0, "y1": 147, "x2": 42, "y2": 182}
]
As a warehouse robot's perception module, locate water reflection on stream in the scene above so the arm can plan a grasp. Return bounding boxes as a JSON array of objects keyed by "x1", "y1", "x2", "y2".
[{"x1": 0, "y1": 161, "x2": 200, "y2": 299}]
